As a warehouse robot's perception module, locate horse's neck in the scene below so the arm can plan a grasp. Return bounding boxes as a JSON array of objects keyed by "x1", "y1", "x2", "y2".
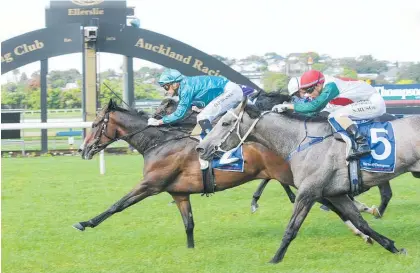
[{"x1": 116, "y1": 113, "x2": 162, "y2": 154}]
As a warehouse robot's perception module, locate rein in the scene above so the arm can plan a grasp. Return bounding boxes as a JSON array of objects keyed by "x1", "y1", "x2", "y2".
[
  {"x1": 92, "y1": 111, "x2": 195, "y2": 154},
  {"x1": 285, "y1": 119, "x2": 334, "y2": 161},
  {"x1": 215, "y1": 106, "x2": 333, "y2": 161},
  {"x1": 216, "y1": 107, "x2": 270, "y2": 153}
]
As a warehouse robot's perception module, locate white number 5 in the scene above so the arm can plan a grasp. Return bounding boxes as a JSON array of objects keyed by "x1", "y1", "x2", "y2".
[{"x1": 370, "y1": 128, "x2": 391, "y2": 160}]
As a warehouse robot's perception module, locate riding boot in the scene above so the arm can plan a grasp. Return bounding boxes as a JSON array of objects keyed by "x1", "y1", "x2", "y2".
[
  {"x1": 197, "y1": 119, "x2": 213, "y2": 170},
  {"x1": 346, "y1": 124, "x2": 371, "y2": 160}
]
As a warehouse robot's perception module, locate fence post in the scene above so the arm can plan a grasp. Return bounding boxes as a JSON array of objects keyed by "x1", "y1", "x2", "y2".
[{"x1": 99, "y1": 150, "x2": 106, "y2": 175}]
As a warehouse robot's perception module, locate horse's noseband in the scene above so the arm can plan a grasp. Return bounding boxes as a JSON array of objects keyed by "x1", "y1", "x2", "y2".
[{"x1": 91, "y1": 112, "x2": 118, "y2": 150}]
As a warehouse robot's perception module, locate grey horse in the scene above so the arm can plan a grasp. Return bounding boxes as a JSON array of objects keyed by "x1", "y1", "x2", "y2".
[{"x1": 196, "y1": 97, "x2": 420, "y2": 263}]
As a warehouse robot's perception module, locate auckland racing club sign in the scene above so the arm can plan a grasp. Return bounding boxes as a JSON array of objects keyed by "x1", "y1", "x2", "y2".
[
  {"x1": 97, "y1": 24, "x2": 260, "y2": 89},
  {"x1": 1, "y1": 24, "x2": 82, "y2": 74}
]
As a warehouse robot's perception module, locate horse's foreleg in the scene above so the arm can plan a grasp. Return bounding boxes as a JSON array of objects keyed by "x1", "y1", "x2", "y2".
[
  {"x1": 377, "y1": 182, "x2": 392, "y2": 218},
  {"x1": 270, "y1": 189, "x2": 315, "y2": 263},
  {"x1": 172, "y1": 194, "x2": 195, "y2": 248},
  {"x1": 251, "y1": 179, "x2": 269, "y2": 213},
  {"x1": 73, "y1": 179, "x2": 157, "y2": 231},
  {"x1": 327, "y1": 195, "x2": 405, "y2": 254}
]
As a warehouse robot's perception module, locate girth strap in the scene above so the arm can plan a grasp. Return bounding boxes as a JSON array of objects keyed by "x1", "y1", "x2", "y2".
[{"x1": 201, "y1": 161, "x2": 216, "y2": 197}]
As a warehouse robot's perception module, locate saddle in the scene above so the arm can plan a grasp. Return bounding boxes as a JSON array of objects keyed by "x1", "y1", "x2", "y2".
[
  {"x1": 332, "y1": 113, "x2": 397, "y2": 142},
  {"x1": 332, "y1": 113, "x2": 398, "y2": 196}
]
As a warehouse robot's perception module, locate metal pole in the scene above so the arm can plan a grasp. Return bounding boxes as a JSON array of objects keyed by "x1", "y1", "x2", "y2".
[
  {"x1": 84, "y1": 42, "x2": 97, "y2": 122},
  {"x1": 99, "y1": 150, "x2": 105, "y2": 175},
  {"x1": 40, "y1": 59, "x2": 48, "y2": 153},
  {"x1": 122, "y1": 56, "x2": 134, "y2": 109}
]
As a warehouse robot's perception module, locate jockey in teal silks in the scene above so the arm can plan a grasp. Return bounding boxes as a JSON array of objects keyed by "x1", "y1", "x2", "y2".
[
  {"x1": 147, "y1": 68, "x2": 245, "y2": 172},
  {"x1": 273, "y1": 70, "x2": 386, "y2": 160}
]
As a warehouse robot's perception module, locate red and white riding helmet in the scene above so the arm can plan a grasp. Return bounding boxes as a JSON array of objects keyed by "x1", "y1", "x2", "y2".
[{"x1": 300, "y1": 70, "x2": 325, "y2": 89}]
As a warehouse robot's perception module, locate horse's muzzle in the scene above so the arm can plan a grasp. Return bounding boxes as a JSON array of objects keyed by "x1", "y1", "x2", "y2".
[{"x1": 196, "y1": 144, "x2": 217, "y2": 161}]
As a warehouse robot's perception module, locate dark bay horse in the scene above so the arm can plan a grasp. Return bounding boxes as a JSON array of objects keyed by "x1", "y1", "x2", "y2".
[
  {"x1": 74, "y1": 99, "x2": 376, "y2": 252},
  {"x1": 197, "y1": 98, "x2": 420, "y2": 263}
]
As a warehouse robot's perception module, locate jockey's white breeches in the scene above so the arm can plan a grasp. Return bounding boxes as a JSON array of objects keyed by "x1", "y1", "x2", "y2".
[
  {"x1": 328, "y1": 93, "x2": 386, "y2": 120},
  {"x1": 197, "y1": 81, "x2": 243, "y2": 123}
]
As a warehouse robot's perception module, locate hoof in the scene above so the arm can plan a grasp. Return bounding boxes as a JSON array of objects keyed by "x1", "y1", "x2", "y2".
[
  {"x1": 72, "y1": 222, "x2": 85, "y2": 231},
  {"x1": 269, "y1": 258, "x2": 281, "y2": 264},
  {"x1": 372, "y1": 206, "x2": 382, "y2": 219},
  {"x1": 251, "y1": 203, "x2": 259, "y2": 213},
  {"x1": 399, "y1": 248, "x2": 407, "y2": 255},
  {"x1": 364, "y1": 236, "x2": 374, "y2": 245}
]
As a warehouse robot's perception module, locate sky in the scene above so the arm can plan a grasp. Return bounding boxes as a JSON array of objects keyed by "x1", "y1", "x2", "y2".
[{"x1": 1, "y1": 0, "x2": 420, "y2": 82}]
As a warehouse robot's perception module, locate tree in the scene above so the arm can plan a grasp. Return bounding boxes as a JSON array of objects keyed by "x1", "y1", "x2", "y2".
[
  {"x1": 100, "y1": 69, "x2": 119, "y2": 79},
  {"x1": 12, "y1": 69, "x2": 20, "y2": 83},
  {"x1": 397, "y1": 63, "x2": 420, "y2": 83},
  {"x1": 98, "y1": 79, "x2": 123, "y2": 108},
  {"x1": 61, "y1": 88, "x2": 82, "y2": 108},
  {"x1": 19, "y1": 72, "x2": 28, "y2": 83},
  {"x1": 134, "y1": 83, "x2": 163, "y2": 100},
  {"x1": 312, "y1": 63, "x2": 328, "y2": 72},
  {"x1": 340, "y1": 55, "x2": 388, "y2": 74},
  {"x1": 262, "y1": 72, "x2": 288, "y2": 92},
  {"x1": 341, "y1": 67, "x2": 358, "y2": 79},
  {"x1": 1, "y1": 88, "x2": 25, "y2": 108},
  {"x1": 48, "y1": 69, "x2": 82, "y2": 88},
  {"x1": 396, "y1": 79, "x2": 415, "y2": 84},
  {"x1": 47, "y1": 88, "x2": 63, "y2": 109},
  {"x1": 301, "y1": 52, "x2": 320, "y2": 63},
  {"x1": 23, "y1": 88, "x2": 41, "y2": 109}
]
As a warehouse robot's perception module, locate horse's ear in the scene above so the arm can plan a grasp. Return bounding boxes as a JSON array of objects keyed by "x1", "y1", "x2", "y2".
[{"x1": 108, "y1": 99, "x2": 114, "y2": 110}]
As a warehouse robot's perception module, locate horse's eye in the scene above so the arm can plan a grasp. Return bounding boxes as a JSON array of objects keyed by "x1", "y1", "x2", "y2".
[{"x1": 222, "y1": 122, "x2": 230, "y2": 127}]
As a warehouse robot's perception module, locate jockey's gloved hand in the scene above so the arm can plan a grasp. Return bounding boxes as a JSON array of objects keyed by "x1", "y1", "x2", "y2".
[
  {"x1": 148, "y1": 118, "x2": 162, "y2": 126},
  {"x1": 272, "y1": 103, "x2": 289, "y2": 113},
  {"x1": 192, "y1": 106, "x2": 202, "y2": 113}
]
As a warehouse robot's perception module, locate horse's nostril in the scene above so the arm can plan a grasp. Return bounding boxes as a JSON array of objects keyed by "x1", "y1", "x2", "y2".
[
  {"x1": 196, "y1": 147, "x2": 205, "y2": 155},
  {"x1": 77, "y1": 148, "x2": 82, "y2": 153}
]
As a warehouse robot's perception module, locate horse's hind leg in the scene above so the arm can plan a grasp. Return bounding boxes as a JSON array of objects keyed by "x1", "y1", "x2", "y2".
[
  {"x1": 327, "y1": 195, "x2": 405, "y2": 254},
  {"x1": 251, "y1": 179, "x2": 269, "y2": 213},
  {"x1": 352, "y1": 199, "x2": 381, "y2": 218},
  {"x1": 377, "y1": 182, "x2": 392, "y2": 218},
  {"x1": 73, "y1": 179, "x2": 158, "y2": 231},
  {"x1": 317, "y1": 198, "x2": 373, "y2": 245},
  {"x1": 171, "y1": 194, "x2": 195, "y2": 248}
]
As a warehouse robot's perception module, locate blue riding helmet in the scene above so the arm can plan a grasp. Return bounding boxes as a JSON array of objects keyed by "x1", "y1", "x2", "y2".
[{"x1": 158, "y1": 68, "x2": 184, "y2": 86}]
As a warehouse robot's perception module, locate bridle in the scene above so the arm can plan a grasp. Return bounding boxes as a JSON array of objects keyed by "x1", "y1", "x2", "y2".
[
  {"x1": 215, "y1": 107, "x2": 270, "y2": 153},
  {"x1": 88, "y1": 109, "x2": 196, "y2": 154},
  {"x1": 89, "y1": 111, "x2": 152, "y2": 152}
]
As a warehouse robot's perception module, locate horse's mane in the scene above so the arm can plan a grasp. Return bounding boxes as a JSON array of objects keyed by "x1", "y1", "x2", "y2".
[
  {"x1": 260, "y1": 91, "x2": 290, "y2": 99},
  {"x1": 253, "y1": 91, "x2": 291, "y2": 111},
  {"x1": 244, "y1": 104, "x2": 328, "y2": 123},
  {"x1": 108, "y1": 100, "x2": 149, "y2": 118}
]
